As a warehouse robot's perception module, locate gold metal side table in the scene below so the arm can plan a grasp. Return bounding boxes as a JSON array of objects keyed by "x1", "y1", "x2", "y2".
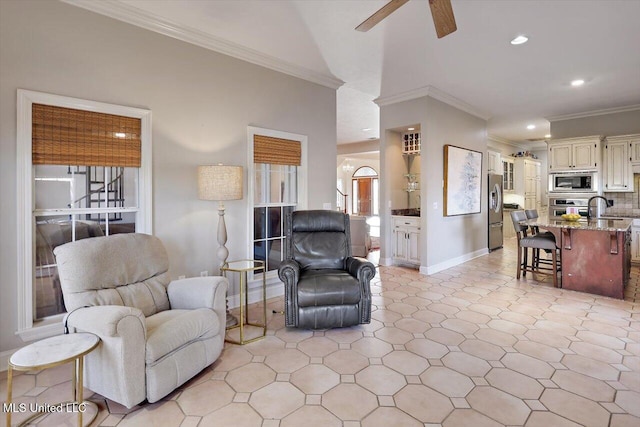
[
  {"x1": 222, "y1": 259, "x2": 267, "y2": 345},
  {"x1": 6, "y1": 332, "x2": 100, "y2": 427}
]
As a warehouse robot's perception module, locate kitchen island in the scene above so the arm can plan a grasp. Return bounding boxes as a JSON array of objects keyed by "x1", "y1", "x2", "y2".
[{"x1": 521, "y1": 216, "x2": 632, "y2": 299}]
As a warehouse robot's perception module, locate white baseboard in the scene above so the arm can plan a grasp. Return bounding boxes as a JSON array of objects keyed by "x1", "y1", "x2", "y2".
[{"x1": 421, "y1": 248, "x2": 489, "y2": 275}]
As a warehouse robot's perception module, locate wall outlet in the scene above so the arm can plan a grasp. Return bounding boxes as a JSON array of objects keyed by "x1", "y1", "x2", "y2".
[
  {"x1": 433, "y1": 202, "x2": 438, "y2": 210},
  {"x1": 323, "y1": 202, "x2": 332, "y2": 210},
  {"x1": 178, "y1": 275, "x2": 186, "y2": 280},
  {"x1": 200, "y1": 271, "x2": 208, "y2": 277},
  {"x1": 608, "y1": 199, "x2": 614, "y2": 206}
]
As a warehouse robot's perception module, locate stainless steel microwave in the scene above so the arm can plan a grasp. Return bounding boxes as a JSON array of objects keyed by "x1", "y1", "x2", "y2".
[{"x1": 549, "y1": 172, "x2": 598, "y2": 192}]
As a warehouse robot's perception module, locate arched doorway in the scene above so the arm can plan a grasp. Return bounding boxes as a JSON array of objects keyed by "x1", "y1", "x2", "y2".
[{"x1": 352, "y1": 166, "x2": 378, "y2": 217}]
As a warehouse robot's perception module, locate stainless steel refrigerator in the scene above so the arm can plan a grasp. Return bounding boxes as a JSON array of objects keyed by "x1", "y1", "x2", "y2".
[{"x1": 488, "y1": 174, "x2": 503, "y2": 251}]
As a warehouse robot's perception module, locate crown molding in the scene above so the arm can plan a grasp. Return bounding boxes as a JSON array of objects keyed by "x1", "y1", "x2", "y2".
[
  {"x1": 60, "y1": 0, "x2": 344, "y2": 90},
  {"x1": 487, "y1": 135, "x2": 530, "y2": 150},
  {"x1": 374, "y1": 86, "x2": 491, "y2": 121},
  {"x1": 487, "y1": 135, "x2": 548, "y2": 150},
  {"x1": 547, "y1": 104, "x2": 640, "y2": 122},
  {"x1": 487, "y1": 135, "x2": 511, "y2": 146}
]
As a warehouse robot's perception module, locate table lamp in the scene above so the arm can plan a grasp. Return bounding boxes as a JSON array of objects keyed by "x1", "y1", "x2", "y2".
[{"x1": 198, "y1": 164, "x2": 243, "y2": 326}]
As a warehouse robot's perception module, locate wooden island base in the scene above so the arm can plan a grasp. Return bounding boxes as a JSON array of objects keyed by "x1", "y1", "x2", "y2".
[
  {"x1": 561, "y1": 227, "x2": 630, "y2": 299},
  {"x1": 521, "y1": 216, "x2": 632, "y2": 300}
]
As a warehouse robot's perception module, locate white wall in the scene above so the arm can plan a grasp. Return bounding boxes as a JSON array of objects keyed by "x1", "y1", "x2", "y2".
[
  {"x1": 422, "y1": 97, "x2": 488, "y2": 271},
  {"x1": 378, "y1": 96, "x2": 488, "y2": 271},
  {"x1": 550, "y1": 109, "x2": 640, "y2": 139},
  {"x1": 0, "y1": 1, "x2": 336, "y2": 355}
]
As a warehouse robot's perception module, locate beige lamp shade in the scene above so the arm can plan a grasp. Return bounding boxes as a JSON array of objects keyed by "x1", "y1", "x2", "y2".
[{"x1": 198, "y1": 165, "x2": 243, "y2": 201}]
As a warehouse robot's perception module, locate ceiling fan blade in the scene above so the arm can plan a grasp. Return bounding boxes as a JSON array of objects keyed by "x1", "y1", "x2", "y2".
[
  {"x1": 429, "y1": 0, "x2": 457, "y2": 38},
  {"x1": 355, "y1": 0, "x2": 410, "y2": 32}
]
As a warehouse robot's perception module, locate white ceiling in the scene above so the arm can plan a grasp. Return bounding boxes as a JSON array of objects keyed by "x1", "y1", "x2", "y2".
[{"x1": 68, "y1": 0, "x2": 640, "y2": 145}]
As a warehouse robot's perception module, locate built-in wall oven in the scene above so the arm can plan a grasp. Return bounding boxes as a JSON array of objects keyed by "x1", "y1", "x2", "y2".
[
  {"x1": 548, "y1": 196, "x2": 594, "y2": 220},
  {"x1": 549, "y1": 171, "x2": 598, "y2": 193}
]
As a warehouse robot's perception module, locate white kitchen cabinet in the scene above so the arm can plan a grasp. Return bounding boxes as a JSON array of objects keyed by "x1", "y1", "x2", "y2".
[
  {"x1": 514, "y1": 158, "x2": 540, "y2": 210},
  {"x1": 392, "y1": 216, "x2": 421, "y2": 266},
  {"x1": 535, "y1": 162, "x2": 543, "y2": 209},
  {"x1": 548, "y1": 136, "x2": 602, "y2": 171},
  {"x1": 502, "y1": 158, "x2": 514, "y2": 191},
  {"x1": 488, "y1": 150, "x2": 502, "y2": 174},
  {"x1": 604, "y1": 138, "x2": 632, "y2": 192},
  {"x1": 503, "y1": 210, "x2": 516, "y2": 239},
  {"x1": 631, "y1": 139, "x2": 640, "y2": 163},
  {"x1": 615, "y1": 134, "x2": 640, "y2": 163},
  {"x1": 632, "y1": 219, "x2": 640, "y2": 263}
]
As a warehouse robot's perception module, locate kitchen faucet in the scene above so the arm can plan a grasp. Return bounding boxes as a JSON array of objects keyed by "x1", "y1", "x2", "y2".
[{"x1": 587, "y1": 196, "x2": 611, "y2": 219}]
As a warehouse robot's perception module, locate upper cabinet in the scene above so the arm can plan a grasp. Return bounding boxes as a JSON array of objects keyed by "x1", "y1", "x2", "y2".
[
  {"x1": 513, "y1": 158, "x2": 540, "y2": 209},
  {"x1": 604, "y1": 134, "x2": 640, "y2": 192},
  {"x1": 502, "y1": 158, "x2": 514, "y2": 191},
  {"x1": 487, "y1": 150, "x2": 502, "y2": 174},
  {"x1": 626, "y1": 134, "x2": 640, "y2": 164},
  {"x1": 548, "y1": 136, "x2": 602, "y2": 171}
]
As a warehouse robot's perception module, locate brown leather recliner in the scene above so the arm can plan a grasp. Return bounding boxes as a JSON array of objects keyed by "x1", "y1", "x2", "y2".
[{"x1": 278, "y1": 210, "x2": 376, "y2": 329}]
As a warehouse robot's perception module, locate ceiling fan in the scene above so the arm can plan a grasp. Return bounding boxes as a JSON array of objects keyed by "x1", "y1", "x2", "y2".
[{"x1": 355, "y1": 0, "x2": 457, "y2": 38}]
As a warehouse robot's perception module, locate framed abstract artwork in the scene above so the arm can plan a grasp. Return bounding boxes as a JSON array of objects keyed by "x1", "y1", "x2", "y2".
[{"x1": 443, "y1": 144, "x2": 482, "y2": 216}]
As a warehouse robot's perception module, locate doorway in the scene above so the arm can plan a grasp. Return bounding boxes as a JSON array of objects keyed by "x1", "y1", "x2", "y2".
[
  {"x1": 351, "y1": 166, "x2": 379, "y2": 219},
  {"x1": 354, "y1": 178, "x2": 372, "y2": 216}
]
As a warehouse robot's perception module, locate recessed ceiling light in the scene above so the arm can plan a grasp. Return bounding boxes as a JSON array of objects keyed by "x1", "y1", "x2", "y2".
[
  {"x1": 571, "y1": 79, "x2": 585, "y2": 87},
  {"x1": 545, "y1": 134, "x2": 551, "y2": 138},
  {"x1": 114, "y1": 132, "x2": 126, "y2": 138},
  {"x1": 527, "y1": 124, "x2": 536, "y2": 130},
  {"x1": 510, "y1": 35, "x2": 528, "y2": 45},
  {"x1": 407, "y1": 127, "x2": 415, "y2": 131},
  {"x1": 361, "y1": 128, "x2": 371, "y2": 132}
]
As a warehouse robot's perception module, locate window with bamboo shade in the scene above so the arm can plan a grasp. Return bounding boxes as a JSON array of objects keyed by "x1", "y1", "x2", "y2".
[
  {"x1": 32, "y1": 103, "x2": 141, "y2": 167},
  {"x1": 17, "y1": 89, "x2": 153, "y2": 336},
  {"x1": 253, "y1": 134, "x2": 301, "y2": 166},
  {"x1": 251, "y1": 130, "x2": 305, "y2": 275}
]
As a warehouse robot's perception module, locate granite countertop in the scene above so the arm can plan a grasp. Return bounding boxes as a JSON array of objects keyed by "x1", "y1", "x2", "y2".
[
  {"x1": 601, "y1": 210, "x2": 640, "y2": 219},
  {"x1": 522, "y1": 216, "x2": 632, "y2": 232},
  {"x1": 391, "y1": 208, "x2": 420, "y2": 217}
]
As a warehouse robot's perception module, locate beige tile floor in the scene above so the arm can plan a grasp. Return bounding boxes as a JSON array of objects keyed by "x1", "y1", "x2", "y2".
[{"x1": 2, "y1": 237, "x2": 640, "y2": 427}]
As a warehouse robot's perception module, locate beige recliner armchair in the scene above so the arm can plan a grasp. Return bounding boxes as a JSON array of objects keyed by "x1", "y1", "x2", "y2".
[
  {"x1": 54, "y1": 233, "x2": 228, "y2": 408},
  {"x1": 349, "y1": 215, "x2": 372, "y2": 257}
]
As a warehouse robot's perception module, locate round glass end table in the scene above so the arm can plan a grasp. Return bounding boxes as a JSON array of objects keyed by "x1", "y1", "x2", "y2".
[{"x1": 6, "y1": 332, "x2": 100, "y2": 427}]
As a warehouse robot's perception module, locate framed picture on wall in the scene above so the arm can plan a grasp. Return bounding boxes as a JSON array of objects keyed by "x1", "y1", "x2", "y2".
[{"x1": 443, "y1": 144, "x2": 482, "y2": 216}]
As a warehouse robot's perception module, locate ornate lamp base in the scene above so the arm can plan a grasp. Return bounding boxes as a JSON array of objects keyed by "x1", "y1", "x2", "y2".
[{"x1": 218, "y1": 203, "x2": 239, "y2": 329}]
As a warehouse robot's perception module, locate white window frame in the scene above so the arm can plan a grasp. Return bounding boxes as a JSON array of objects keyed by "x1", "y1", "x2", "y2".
[
  {"x1": 16, "y1": 89, "x2": 152, "y2": 341},
  {"x1": 247, "y1": 126, "x2": 307, "y2": 287}
]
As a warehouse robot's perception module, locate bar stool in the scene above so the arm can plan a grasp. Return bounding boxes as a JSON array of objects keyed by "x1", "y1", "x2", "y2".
[
  {"x1": 524, "y1": 209, "x2": 555, "y2": 267},
  {"x1": 511, "y1": 210, "x2": 561, "y2": 288},
  {"x1": 524, "y1": 209, "x2": 554, "y2": 237}
]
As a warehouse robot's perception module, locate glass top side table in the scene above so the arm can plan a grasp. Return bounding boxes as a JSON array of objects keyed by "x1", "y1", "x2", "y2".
[
  {"x1": 221, "y1": 259, "x2": 267, "y2": 345},
  {"x1": 6, "y1": 332, "x2": 100, "y2": 427}
]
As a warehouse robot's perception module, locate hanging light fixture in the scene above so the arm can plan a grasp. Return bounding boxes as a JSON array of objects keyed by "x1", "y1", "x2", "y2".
[{"x1": 342, "y1": 159, "x2": 354, "y2": 174}]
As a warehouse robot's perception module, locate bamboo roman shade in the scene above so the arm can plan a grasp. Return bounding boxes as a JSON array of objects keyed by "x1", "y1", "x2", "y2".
[
  {"x1": 32, "y1": 103, "x2": 142, "y2": 167},
  {"x1": 254, "y1": 134, "x2": 301, "y2": 166}
]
